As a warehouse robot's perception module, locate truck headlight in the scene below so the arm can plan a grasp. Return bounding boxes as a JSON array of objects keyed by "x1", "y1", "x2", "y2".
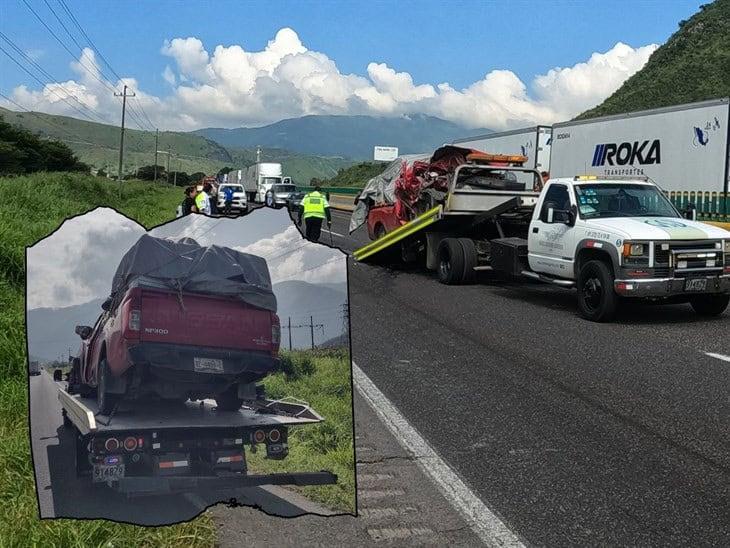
[{"x1": 622, "y1": 243, "x2": 645, "y2": 257}]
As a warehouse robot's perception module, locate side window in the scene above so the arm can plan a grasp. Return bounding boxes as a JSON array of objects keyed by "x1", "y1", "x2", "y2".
[{"x1": 539, "y1": 184, "x2": 569, "y2": 222}]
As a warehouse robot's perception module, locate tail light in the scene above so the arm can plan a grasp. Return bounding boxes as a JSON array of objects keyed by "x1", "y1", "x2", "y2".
[
  {"x1": 123, "y1": 436, "x2": 138, "y2": 451},
  {"x1": 268, "y1": 429, "x2": 281, "y2": 443},
  {"x1": 128, "y1": 309, "x2": 141, "y2": 331},
  {"x1": 271, "y1": 314, "x2": 281, "y2": 352},
  {"x1": 105, "y1": 437, "x2": 120, "y2": 452},
  {"x1": 253, "y1": 429, "x2": 266, "y2": 444}
]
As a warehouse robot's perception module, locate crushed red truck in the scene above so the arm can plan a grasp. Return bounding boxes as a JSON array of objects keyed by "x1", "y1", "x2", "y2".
[{"x1": 55, "y1": 234, "x2": 336, "y2": 495}]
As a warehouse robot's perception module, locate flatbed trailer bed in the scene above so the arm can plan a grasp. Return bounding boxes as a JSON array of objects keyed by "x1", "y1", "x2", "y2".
[{"x1": 56, "y1": 379, "x2": 337, "y2": 496}]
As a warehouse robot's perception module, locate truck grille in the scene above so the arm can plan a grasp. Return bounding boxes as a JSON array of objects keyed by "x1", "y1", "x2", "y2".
[{"x1": 654, "y1": 240, "x2": 723, "y2": 277}]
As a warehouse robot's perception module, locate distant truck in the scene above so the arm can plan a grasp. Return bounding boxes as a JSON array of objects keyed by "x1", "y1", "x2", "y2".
[
  {"x1": 228, "y1": 163, "x2": 293, "y2": 204},
  {"x1": 29, "y1": 361, "x2": 41, "y2": 376},
  {"x1": 453, "y1": 126, "x2": 552, "y2": 188},
  {"x1": 69, "y1": 234, "x2": 281, "y2": 414},
  {"x1": 549, "y1": 98, "x2": 730, "y2": 200}
]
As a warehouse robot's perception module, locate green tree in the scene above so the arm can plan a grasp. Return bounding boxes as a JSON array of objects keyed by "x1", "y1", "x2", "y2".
[
  {"x1": 136, "y1": 164, "x2": 166, "y2": 181},
  {"x1": 169, "y1": 171, "x2": 190, "y2": 186},
  {"x1": 190, "y1": 172, "x2": 206, "y2": 183}
]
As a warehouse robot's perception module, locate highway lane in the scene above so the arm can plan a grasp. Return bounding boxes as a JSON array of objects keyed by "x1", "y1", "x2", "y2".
[
  {"x1": 327, "y1": 210, "x2": 730, "y2": 545},
  {"x1": 29, "y1": 370, "x2": 330, "y2": 525}
]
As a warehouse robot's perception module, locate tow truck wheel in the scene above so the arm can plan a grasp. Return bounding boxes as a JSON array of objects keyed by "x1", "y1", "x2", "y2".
[
  {"x1": 97, "y1": 358, "x2": 120, "y2": 415},
  {"x1": 689, "y1": 294, "x2": 730, "y2": 316},
  {"x1": 458, "y1": 238, "x2": 478, "y2": 284},
  {"x1": 577, "y1": 260, "x2": 617, "y2": 322},
  {"x1": 215, "y1": 384, "x2": 243, "y2": 411},
  {"x1": 437, "y1": 238, "x2": 465, "y2": 285}
]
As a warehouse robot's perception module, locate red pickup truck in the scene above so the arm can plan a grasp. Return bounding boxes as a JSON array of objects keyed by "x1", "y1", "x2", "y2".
[{"x1": 69, "y1": 235, "x2": 280, "y2": 414}]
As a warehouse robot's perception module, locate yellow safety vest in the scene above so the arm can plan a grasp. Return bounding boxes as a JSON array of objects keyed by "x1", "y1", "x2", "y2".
[{"x1": 302, "y1": 191, "x2": 328, "y2": 219}]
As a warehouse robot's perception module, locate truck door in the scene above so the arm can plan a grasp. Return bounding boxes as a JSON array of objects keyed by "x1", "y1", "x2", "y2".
[{"x1": 528, "y1": 183, "x2": 576, "y2": 277}]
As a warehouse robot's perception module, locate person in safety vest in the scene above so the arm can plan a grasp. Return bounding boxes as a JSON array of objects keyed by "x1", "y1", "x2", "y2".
[
  {"x1": 195, "y1": 183, "x2": 212, "y2": 215},
  {"x1": 297, "y1": 185, "x2": 331, "y2": 242}
]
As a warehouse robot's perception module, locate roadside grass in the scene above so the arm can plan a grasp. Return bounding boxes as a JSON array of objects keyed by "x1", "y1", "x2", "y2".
[
  {"x1": 0, "y1": 173, "x2": 214, "y2": 546},
  {"x1": 246, "y1": 348, "x2": 355, "y2": 514}
]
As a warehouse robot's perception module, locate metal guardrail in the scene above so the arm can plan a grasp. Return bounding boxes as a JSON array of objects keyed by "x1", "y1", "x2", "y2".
[{"x1": 667, "y1": 191, "x2": 729, "y2": 222}]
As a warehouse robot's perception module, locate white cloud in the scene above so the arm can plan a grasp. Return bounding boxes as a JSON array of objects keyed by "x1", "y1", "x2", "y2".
[{"x1": 2, "y1": 30, "x2": 658, "y2": 132}]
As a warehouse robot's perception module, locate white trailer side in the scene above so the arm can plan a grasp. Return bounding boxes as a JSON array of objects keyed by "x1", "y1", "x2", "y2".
[
  {"x1": 549, "y1": 98, "x2": 730, "y2": 194},
  {"x1": 453, "y1": 126, "x2": 552, "y2": 188}
]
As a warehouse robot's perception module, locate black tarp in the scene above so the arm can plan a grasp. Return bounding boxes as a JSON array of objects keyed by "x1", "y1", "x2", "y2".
[{"x1": 110, "y1": 234, "x2": 277, "y2": 312}]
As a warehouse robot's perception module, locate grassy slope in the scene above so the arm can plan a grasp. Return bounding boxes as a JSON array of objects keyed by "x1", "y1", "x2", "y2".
[
  {"x1": 578, "y1": 0, "x2": 730, "y2": 119},
  {"x1": 0, "y1": 173, "x2": 214, "y2": 546},
  {"x1": 0, "y1": 108, "x2": 355, "y2": 184},
  {"x1": 320, "y1": 161, "x2": 389, "y2": 188},
  {"x1": 247, "y1": 349, "x2": 355, "y2": 513}
]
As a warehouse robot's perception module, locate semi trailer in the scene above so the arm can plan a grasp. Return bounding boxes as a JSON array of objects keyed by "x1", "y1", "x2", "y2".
[{"x1": 353, "y1": 152, "x2": 730, "y2": 322}]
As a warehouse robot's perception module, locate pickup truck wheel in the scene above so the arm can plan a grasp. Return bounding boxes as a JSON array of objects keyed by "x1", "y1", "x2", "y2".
[
  {"x1": 577, "y1": 260, "x2": 617, "y2": 322},
  {"x1": 215, "y1": 385, "x2": 243, "y2": 411},
  {"x1": 437, "y1": 238, "x2": 465, "y2": 285},
  {"x1": 458, "y1": 238, "x2": 478, "y2": 284},
  {"x1": 689, "y1": 294, "x2": 730, "y2": 316},
  {"x1": 97, "y1": 359, "x2": 120, "y2": 415},
  {"x1": 373, "y1": 223, "x2": 386, "y2": 240}
]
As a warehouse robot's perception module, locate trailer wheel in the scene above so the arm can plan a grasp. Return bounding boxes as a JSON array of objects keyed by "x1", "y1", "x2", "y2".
[
  {"x1": 458, "y1": 238, "x2": 478, "y2": 284},
  {"x1": 437, "y1": 238, "x2": 465, "y2": 285},
  {"x1": 689, "y1": 294, "x2": 730, "y2": 316},
  {"x1": 577, "y1": 260, "x2": 617, "y2": 322},
  {"x1": 215, "y1": 384, "x2": 243, "y2": 411},
  {"x1": 97, "y1": 358, "x2": 120, "y2": 415}
]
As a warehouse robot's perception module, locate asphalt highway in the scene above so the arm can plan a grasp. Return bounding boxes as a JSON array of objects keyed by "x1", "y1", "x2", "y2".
[
  {"x1": 325, "y1": 208, "x2": 730, "y2": 546},
  {"x1": 29, "y1": 370, "x2": 327, "y2": 525}
]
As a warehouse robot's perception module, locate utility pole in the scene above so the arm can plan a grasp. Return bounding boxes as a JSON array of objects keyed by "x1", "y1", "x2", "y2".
[
  {"x1": 256, "y1": 145, "x2": 261, "y2": 164},
  {"x1": 166, "y1": 145, "x2": 171, "y2": 184},
  {"x1": 310, "y1": 315, "x2": 314, "y2": 349},
  {"x1": 288, "y1": 317, "x2": 292, "y2": 351},
  {"x1": 114, "y1": 84, "x2": 135, "y2": 194},
  {"x1": 154, "y1": 129, "x2": 159, "y2": 182}
]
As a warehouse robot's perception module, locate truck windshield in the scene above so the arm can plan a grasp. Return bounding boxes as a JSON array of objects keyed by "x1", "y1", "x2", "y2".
[
  {"x1": 224, "y1": 185, "x2": 243, "y2": 192},
  {"x1": 575, "y1": 184, "x2": 680, "y2": 219}
]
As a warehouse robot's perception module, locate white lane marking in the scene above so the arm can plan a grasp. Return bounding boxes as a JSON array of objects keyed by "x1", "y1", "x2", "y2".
[
  {"x1": 705, "y1": 352, "x2": 730, "y2": 363},
  {"x1": 353, "y1": 361, "x2": 525, "y2": 548},
  {"x1": 323, "y1": 228, "x2": 346, "y2": 237}
]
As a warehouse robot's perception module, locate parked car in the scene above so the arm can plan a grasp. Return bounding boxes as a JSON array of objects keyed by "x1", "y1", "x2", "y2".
[
  {"x1": 217, "y1": 183, "x2": 248, "y2": 213},
  {"x1": 265, "y1": 183, "x2": 297, "y2": 209},
  {"x1": 69, "y1": 235, "x2": 281, "y2": 413},
  {"x1": 286, "y1": 190, "x2": 306, "y2": 213}
]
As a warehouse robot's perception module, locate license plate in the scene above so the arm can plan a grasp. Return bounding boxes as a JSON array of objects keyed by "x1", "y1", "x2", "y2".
[
  {"x1": 93, "y1": 464, "x2": 125, "y2": 483},
  {"x1": 685, "y1": 278, "x2": 708, "y2": 292},
  {"x1": 193, "y1": 357, "x2": 224, "y2": 373}
]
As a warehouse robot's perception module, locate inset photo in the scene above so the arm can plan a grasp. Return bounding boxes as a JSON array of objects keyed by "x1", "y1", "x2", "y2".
[{"x1": 26, "y1": 206, "x2": 354, "y2": 525}]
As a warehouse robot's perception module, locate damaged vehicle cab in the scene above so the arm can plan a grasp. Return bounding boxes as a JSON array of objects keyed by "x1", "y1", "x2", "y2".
[
  {"x1": 71, "y1": 235, "x2": 281, "y2": 414},
  {"x1": 525, "y1": 176, "x2": 730, "y2": 320}
]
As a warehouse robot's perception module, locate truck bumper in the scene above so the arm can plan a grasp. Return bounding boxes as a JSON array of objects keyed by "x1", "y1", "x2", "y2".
[
  {"x1": 614, "y1": 274, "x2": 730, "y2": 297},
  {"x1": 127, "y1": 343, "x2": 279, "y2": 383},
  {"x1": 114, "y1": 471, "x2": 338, "y2": 497}
]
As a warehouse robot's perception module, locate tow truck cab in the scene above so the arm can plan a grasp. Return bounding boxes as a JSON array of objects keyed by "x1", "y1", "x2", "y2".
[{"x1": 526, "y1": 176, "x2": 730, "y2": 320}]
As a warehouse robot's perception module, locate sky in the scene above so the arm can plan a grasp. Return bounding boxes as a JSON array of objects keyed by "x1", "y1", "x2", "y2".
[
  {"x1": 26, "y1": 207, "x2": 347, "y2": 310},
  {"x1": 0, "y1": 0, "x2": 704, "y2": 131}
]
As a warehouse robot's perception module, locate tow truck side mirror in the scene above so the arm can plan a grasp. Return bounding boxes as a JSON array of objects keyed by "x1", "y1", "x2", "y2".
[
  {"x1": 684, "y1": 204, "x2": 697, "y2": 221},
  {"x1": 75, "y1": 325, "x2": 92, "y2": 339}
]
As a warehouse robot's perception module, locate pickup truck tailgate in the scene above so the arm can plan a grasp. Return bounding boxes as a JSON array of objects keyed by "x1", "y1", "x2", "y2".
[{"x1": 139, "y1": 289, "x2": 273, "y2": 351}]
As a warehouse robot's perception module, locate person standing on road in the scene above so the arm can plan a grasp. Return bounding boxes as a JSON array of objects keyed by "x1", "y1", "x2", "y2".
[
  {"x1": 195, "y1": 183, "x2": 212, "y2": 215},
  {"x1": 298, "y1": 185, "x2": 331, "y2": 242},
  {"x1": 222, "y1": 185, "x2": 235, "y2": 215},
  {"x1": 182, "y1": 186, "x2": 197, "y2": 215}
]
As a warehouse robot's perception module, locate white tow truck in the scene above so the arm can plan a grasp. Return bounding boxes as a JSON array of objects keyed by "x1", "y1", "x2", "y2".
[
  {"x1": 354, "y1": 163, "x2": 730, "y2": 321},
  {"x1": 52, "y1": 369, "x2": 336, "y2": 496}
]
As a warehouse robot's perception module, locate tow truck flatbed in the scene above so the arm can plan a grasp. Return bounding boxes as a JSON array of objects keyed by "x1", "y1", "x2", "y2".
[{"x1": 55, "y1": 378, "x2": 338, "y2": 497}]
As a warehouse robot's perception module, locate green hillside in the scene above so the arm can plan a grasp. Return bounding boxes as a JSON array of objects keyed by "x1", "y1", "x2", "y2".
[
  {"x1": 318, "y1": 161, "x2": 389, "y2": 188},
  {"x1": 0, "y1": 107, "x2": 354, "y2": 184},
  {"x1": 578, "y1": 0, "x2": 730, "y2": 119}
]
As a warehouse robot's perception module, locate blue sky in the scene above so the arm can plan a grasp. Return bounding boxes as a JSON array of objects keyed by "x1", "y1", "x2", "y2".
[{"x1": 0, "y1": 0, "x2": 706, "y2": 130}]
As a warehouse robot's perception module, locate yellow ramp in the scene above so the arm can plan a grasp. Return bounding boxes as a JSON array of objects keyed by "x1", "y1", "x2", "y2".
[{"x1": 353, "y1": 205, "x2": 443, "y2": 262}]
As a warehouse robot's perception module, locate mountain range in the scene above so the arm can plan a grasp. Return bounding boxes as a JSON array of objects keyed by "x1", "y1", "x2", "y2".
[
  {"x1": 194, "y1": 114, "x2": 490, "y2": 159},
  {"x1": 26, "y1": 280, "x2": 348, "y2": 361}
]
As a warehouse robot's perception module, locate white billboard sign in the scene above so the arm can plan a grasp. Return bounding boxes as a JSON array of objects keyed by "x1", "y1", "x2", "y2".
[{"x1": 374, "y1": 146, "x2": 399, "y2": 162}]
